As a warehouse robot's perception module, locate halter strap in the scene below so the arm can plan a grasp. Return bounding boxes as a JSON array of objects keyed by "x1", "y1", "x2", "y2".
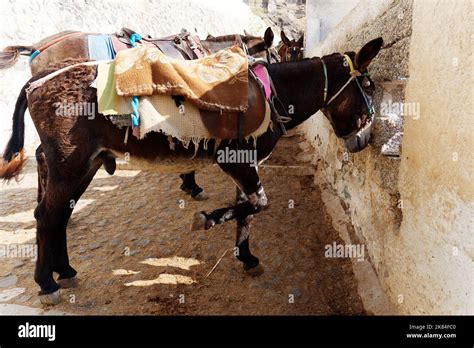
[
  {"x1": 321, "y1": 54, "x2": 361, "y2": 106},
  {"x1": 320, "y1": 53, "x2": 375, "y2": 131},
  {"x1": 322, "y1": 58, "x2": 328, "y2": 103},
  {"x1": 343, "y1": 54, "x2": 356, "y2": 74}
]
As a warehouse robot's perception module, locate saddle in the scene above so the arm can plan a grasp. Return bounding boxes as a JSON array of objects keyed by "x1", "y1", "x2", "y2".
[
  {"x1": 96, "y1": 60, "x2": 270, "y2": 142},
  {"x1": 114, "y1": 27, "x2": 205, "y2": 60},
  {"x1": 109, "y1": 28, "x2": 270, "y2": 141}
]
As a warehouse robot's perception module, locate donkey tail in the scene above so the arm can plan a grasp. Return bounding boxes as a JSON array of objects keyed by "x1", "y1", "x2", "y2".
[
  {"x1": 0, "y1": 82, "x2": 28, "y2": 181},
  {"x1": 0, "y1": 45, "x2": 33, "y2": 70}
]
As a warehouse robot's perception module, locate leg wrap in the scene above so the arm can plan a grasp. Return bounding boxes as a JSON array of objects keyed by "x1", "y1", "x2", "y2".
[{"x1": 247, "y1": 184, "x2": 268, "y2": 212}]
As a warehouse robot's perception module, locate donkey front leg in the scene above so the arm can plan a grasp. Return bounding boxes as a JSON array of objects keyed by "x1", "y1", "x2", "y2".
[
  {"x1": 191, "y1": 165, "x2": 267, "y2": 274},
  {"x1": 190, "y1": 183, "x2": 267, "y2": 230},
  {"x1": 235, "y1": 187, "x2": 264, "y2": 276}
]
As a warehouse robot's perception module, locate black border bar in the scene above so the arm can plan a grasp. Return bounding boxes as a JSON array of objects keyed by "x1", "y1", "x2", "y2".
[{"x1": 0, "y1": 315, "x2": 472, "y2": 346}]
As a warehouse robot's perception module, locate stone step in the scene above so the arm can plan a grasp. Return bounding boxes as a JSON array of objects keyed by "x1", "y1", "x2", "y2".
[{"x1": 259, "y1": 164, "x2": 314, "y2": 176}]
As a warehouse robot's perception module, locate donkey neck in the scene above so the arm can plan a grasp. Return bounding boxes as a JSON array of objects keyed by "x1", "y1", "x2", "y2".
[{"x1": 267, "y1": 58, "x2": 326, "y2": 130}]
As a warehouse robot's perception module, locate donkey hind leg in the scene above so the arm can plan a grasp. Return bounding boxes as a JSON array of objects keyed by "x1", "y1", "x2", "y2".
[
  {"x1": 35, "y1": 145, "x2": 48, "y2": 203},
  {"x1": 34, "y1": 160, "x2": 101, "y2": 304},
  {"x1": 55, "y1": 159, "x2": 102, "y2": 290},
  {"x1": 34, "y1": 179, "x2": 79, "y2": 304},
  {"x1": 179, "y1": 171, "x2": 208, "y2": 201}
]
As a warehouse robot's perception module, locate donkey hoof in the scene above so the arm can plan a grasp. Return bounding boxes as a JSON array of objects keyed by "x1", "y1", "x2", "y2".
[
  {"x1": 192, "y1": 191, "x2": 209, "y2": 201},
  {"x1": 191, "y1": 212, "x2": 215, "y2": 231},
  {"x1": 191, "y1": 212, "x2": 207, "y2": 231},
  {"x1": 39, "y1": 290, "x2": 61, "y2": 305},
  {"x1": 245, "y1": 264, "x2": 265, "y2": 277},
  {"x1": 57, "y1": 276, "x2": 78, "y2": 289}
]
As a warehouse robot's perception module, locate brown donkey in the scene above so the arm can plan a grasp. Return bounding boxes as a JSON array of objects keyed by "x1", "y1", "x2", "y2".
[
  {"x1": 0, "y1": 27, "x2": 276, "y2": 201},
  {"x1": 278, "y1": 30, "x2": 304, "y2": 62},
  {"x1": 0, "y1": 38, "x2": 383, "y2": 305}
]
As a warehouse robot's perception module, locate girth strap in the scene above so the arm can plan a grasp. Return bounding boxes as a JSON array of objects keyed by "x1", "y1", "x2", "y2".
[
  {"x1": 252, "y1": 61, "x2": 291, "y2": 135},
  {"x1": 238, "y1": 111, "x2": 245, "y2": 144}
]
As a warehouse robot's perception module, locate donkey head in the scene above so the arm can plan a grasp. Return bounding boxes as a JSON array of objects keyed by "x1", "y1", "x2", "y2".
[
  {"x1": 244, "y1": 27, "x2": 275, "y2": 62},
  {"x1": 281, "y1": 31, "x2": 304, "y2": 62},
  {"x1": 320, "y1": 37, "x2": 383, "y2": 152}
]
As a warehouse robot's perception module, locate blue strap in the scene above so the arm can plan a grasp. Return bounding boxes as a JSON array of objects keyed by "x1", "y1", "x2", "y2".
[
  {"x1": 129, "y1": 33, "x2": 143, "y2": 130},
  {"x1": 129, "y1": 33, "x2": 142, "y2": 48},
  {"x1": 131, "y1": 96, "x2": 140, "y2": 127},
  {"x1": 29, "y1": 50, "x2": 41, "y2": 64}
]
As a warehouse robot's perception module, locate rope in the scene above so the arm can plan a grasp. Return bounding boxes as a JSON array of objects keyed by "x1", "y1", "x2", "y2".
[{"x1": 205, "y1": 248, "x2": 233, "y2": 278}]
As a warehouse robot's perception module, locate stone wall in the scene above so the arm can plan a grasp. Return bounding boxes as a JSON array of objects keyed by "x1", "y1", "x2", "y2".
[
  {"x1": 302, "y1": 0, "x2": 411, "y2": 312},
  {"x1": 303, "y1": 0, "x2": 473, "y2": 314},
  {"x1": 246, "y1": 0, "x2": 306, "y2": 41},
  {"x1": 0, "y1": 0, "x2": 269, "y2": 154}
]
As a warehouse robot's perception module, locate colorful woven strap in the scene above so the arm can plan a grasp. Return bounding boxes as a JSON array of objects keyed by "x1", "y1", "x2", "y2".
[{"x1": 129, "y1": 32, "x2": 143, "y2": 134}]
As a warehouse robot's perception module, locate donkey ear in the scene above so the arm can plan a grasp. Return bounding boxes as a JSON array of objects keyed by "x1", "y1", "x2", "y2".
[
  {"x1": 281, "y1": 30, "x2": 291, "y2": 46},
  {"x1": 355, "y1": 37, "x2": 383, "y2": 71},
  {"x1": 264, "y1": 27, "x2": 274, "y2": 47},
  {"x1": 296, "y1": 33, "x2": 304, "y2": 47},
  {"x1": 244, "y1": 29, "x2": 250, "y2": 37}
]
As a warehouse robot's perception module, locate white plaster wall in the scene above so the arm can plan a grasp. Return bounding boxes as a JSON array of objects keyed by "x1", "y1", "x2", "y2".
[
  {"x1": 0, "y1": 0, "x2": 268, "y2": 155},
  {"x1": 302, "y1": 0, "x2": 473, "y2": 314},
  {"x1": 392, "y1": 0, "x2": 473, "y2": 314},
  {"x1": 305, "y1": 0, "x2": 359, "y2": 52}
]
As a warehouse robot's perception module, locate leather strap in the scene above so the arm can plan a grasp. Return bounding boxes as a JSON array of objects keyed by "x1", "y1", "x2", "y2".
[
  {"x1": 34, "y1": 31, "x2": 84, "y2": 54},
  {"x1": 238, "y1": 111, "x2": 245, "y2": 143}
]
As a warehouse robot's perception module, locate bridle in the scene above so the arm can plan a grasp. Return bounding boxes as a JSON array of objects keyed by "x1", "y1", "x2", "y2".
[
  {"x1": 286, "y1": 46, "x2": 304, "y2": 62},
  {"x1": 320, "y1": 54, "x2": 375, "y2": 139}
]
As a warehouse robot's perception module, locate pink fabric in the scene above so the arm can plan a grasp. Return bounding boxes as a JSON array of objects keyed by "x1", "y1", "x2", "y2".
[
  {"x1": 251, "y1": 64, "x2": 271, "y2": 100},
  {"x1": 111, "y1": 35, "x2": 131, "y2": 54},
  {"x1": 132, "y1": 126, "x2": 140, "y2": 139}
]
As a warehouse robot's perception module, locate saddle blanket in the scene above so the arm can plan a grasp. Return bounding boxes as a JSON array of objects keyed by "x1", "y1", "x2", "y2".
[
  {"x1": 88, "y1": 34, "x2": 116, "y2": 61},
  {"x1": 114, "y1": 45, "x2": 249, "y2": 112},
  {"x1": 96, "y1": 61, "x2": 271, "y2": 148}
]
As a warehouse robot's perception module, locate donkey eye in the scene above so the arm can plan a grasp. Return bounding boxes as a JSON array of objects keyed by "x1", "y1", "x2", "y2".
[{"x1": 363, "y1": 78, "x2": 371, "y2": 87}]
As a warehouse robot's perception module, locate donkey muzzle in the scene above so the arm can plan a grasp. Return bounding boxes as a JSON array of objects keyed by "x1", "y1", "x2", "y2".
[{"x1": 344, "y1": 116, "x2": 374, "y2": 153}]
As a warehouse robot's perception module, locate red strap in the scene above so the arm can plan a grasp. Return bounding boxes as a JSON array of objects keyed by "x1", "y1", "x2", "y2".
[{"x1": 36, "y1": 31, "x2": 84, "y2": 53}]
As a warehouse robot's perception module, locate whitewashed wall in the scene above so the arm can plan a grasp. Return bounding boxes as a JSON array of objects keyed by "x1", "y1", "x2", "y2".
[
  {"x1": 305, "y1": 0, "x2": 358, "y2": 51},
  {"x1": 303, "y1": 0, "x2": 473, "y2": 314},
  {"x1": 0, "y1": 0, "x2": 268, "y2": 154},
  {"x1": 395, "y1": 0, "x2": 473, "y2": 315}
]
